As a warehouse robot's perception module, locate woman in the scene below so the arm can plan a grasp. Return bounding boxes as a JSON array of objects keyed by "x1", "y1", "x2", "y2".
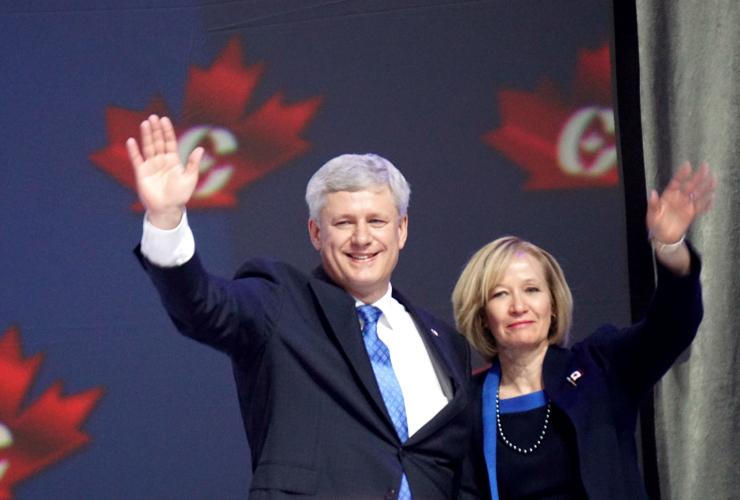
[{"x1": 453, "y1": 163, "x2": 715, "y2": 500}]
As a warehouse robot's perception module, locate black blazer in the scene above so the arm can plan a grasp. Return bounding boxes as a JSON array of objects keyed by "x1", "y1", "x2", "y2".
[
  {"x1": 469, "y1": 249, "x2": 703, "y2": 500},
  {"x1": 138, "y1": 250, "x2": 476, "y2": 500}
]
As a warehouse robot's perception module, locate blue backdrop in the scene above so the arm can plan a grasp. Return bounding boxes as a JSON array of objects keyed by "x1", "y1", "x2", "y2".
[{"x1": 0, "y1": 1, "x2": 628, "y2": 498}]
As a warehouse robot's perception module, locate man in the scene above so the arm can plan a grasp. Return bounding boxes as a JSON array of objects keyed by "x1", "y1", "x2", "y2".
[{"x1": 128, "y1": 115, "x2": 475, "y2": 500}]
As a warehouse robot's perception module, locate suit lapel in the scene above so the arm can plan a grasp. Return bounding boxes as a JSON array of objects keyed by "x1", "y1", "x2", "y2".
[
  {"x1": 543, "y1": 345, "x2": 601, "y2": 429},
  {"x1": 394, "y1": 289, "x2": 463, "y2": 390},
  {"x1": 542, "y1": 345, "x2": 619, "y2": 495},
  {"x1": 308, "y1": 268, "x2": 469, "y2": 442},
  {"x1": 308, "y1": 266, "x2": 398, "y2": 438},
  {"x1": 542, "y1": 346, "x2": 581, "y2": 405}
]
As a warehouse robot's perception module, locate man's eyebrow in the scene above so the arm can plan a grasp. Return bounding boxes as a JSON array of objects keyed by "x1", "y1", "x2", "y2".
[{"x1": 330, "y1": 213, "x2": 354, "y2": 221}]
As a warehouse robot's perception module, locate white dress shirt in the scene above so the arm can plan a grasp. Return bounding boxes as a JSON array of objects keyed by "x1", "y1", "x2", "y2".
[
  {"x1": 140, "y1": 211, "x2": 195, "y2": 267},
  {"x1": 356, "y1": 287, "x2": 449, "y2": 437},
  {"x1": 140, "y1": 212, "x2": 450, "y2": 437}
]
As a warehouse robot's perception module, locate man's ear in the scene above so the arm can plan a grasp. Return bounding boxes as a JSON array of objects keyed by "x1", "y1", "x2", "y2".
[
  {"x1": 397, "y1": 214, "x2": 409, "y2": 250},
  {"x1": 308, "y1": 218, "x2": 322, "y2": 250}
]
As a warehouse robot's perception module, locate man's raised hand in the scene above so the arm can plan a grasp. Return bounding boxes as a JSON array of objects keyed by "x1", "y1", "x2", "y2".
[{"x1": 126, "y1": 115, "x2": 204, "y2": 229}]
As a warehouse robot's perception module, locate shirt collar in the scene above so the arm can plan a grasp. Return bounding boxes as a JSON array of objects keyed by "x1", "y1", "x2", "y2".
[{"x1": 353, "y1": 284, "x2": 397, "y2": 331}]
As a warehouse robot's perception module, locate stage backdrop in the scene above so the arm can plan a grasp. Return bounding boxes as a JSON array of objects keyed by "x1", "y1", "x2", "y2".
[{"x1": 0, "y1": 1, "x2": 628, "y2": 498}]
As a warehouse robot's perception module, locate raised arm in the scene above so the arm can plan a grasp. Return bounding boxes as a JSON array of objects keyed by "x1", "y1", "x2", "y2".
[
  {"x1": 646, "y1": 162, "x2": 716, "y2": 275},
  {"x1": 589, "y1": 162, "x2": 715, "y2": 400},
  {"x1": 127, "y1": 116, "x2": 281, "y2": 355},
  {"x1": 126, "y1": 114, "x2": 204, "y2": 229}
]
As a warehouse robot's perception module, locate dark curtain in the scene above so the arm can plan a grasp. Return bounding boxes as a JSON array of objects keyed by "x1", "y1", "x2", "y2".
[{"x1": 637, "y1": 1, "x2": 740, "y2": 498}]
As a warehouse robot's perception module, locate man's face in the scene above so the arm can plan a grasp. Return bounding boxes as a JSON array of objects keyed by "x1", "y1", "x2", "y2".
[{"x1": 309, "y1": 187, "x2": 408, "y2": 304}]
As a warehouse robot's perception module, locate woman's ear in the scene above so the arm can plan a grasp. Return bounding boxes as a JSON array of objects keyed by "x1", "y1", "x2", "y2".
[
  {"x1": 480, "y1": 312, "x2": 489, "y2": 332},
  {"x1": 548, "y1": 313, "x2": 556, "y2": 337}
]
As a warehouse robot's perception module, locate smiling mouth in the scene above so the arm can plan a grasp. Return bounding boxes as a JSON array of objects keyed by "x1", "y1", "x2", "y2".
[
  {"x1": 509, "y1": 321, "x2": 534, "y2": 328},
  {"x1": 348, "y1": 252, "x2": 379, "y2": 261}
]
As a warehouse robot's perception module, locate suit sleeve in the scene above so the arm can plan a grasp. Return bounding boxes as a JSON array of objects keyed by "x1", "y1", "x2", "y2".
[
  {"x1": 584, "y1": 243, "x2": 703, "y2": 403},
  {"x1": 457, "y1": 454, "x2": 484, "y2": 500},
  {"x1": 456, "y1": 345, "x2": 482, "y2": 499},
  {"x1": 456, "y1": 372, "x2": 487, "y2": 500},
  {"x1": 135, "y1": 246, "x2": 283, "y2": 360}
]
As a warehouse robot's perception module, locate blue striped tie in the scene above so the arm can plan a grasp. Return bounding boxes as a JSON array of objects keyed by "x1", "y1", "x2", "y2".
[{"x1": 357, "y1": 305, "x2": 412, "y2": 500}]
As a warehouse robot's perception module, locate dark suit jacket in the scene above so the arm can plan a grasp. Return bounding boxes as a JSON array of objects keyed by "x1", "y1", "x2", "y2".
[
  {"x1": 138, "y1": 250, "x2": 475, "y2": 500},
  {"x1": 468, "y1": 248, "x2": 703, "y2": 500}
]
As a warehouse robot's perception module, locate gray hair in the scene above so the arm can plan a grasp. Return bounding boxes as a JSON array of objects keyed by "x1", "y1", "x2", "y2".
[{"x1": 305, "y1": 153, "x2": 411, "y2": 223}]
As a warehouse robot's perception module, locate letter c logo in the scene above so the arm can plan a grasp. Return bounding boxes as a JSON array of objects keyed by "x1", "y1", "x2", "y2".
[
  {"x1": 558, "y1": 107, "x2": 616, "y2": 177},
  {"x1": 178, "y1": 126, "x2": 238, "y2": 198},
  {"x1": 0, "y1": 422, "x2": 12, "y2": 482}
]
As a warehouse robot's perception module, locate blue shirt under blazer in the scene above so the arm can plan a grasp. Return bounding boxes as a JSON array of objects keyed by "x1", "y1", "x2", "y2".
[
  {"x1": 468, "y1": 247, "x2": 703, "y2": 500},
  {"x1": 137, "y1": 249, "x2": 477, "y2": 500}
]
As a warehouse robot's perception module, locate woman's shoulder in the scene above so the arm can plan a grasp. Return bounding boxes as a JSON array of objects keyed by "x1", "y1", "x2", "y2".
[
  {"x1": 471, "y1": 365, "x2": 490, "y2": 387},
  {"x1": 563, "y1": 323, "x2": 624, "y2": 354}
]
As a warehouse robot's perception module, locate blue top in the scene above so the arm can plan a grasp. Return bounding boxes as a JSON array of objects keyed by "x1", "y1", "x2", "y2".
[
  {"x1": 483, "y1": 361, "x2": 584, "y2": 500},
  {"x1": 498, "y1": 390, "x2": 546, "y2": 414}
]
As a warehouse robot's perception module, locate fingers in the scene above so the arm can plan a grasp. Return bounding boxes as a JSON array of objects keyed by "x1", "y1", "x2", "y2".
[
  {"x1": 694, "y1": 193, "x2": 715, "y2": 215},
  {"x1": 138, "y1": 114, "x2": 176, "y2": 160},
  {"x1": 693, "y1": 175, "x2": 717, "y2": 215},
  {"x1": 692, "y1": 169, "x2": 717, "y2": 200},
  {"x1": 161, "y1": 116, "x2": 179, "y2": 155},
  {"x1": 185, "y1": 147, "x2": 205, "y2": 177},
  {"x1": 646, "y1": 189, "x2": 660, "y2": 212},
  {"x1": 681, "y1": 163, "x2": 717, "y2": 215},
  {"x1": 664, "y1": 161, "x2": 716, "y2": 202},
  {"x1": 681, "y1": 162, "x2": 709, "y2": 194},
  {"x1": 126, "y1": 137, "x2": 143, "y2": 168},
  {"x1": 150, "y1": 115, "x2": 166, "y2": 158},
  {"x1": 666, "y1": 161, "x2": 692, "y2": 192},
  {"x1": 645, "y1": 189, "x2": 661, "y2": 227},
  {"x1": 140, "y1": 118, "x2": 155, "y2": 160}
]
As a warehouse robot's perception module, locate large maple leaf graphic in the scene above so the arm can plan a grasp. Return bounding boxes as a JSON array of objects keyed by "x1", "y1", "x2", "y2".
[
  {"x1": 90, "y1": 37, "x2": 323, "y2": 210},
  {"x1": 0, "y1": 325, "x2": 103, "y2": 499},
  {"x1": 483, "y1": 44, "x2": 618, "y2": 190}
]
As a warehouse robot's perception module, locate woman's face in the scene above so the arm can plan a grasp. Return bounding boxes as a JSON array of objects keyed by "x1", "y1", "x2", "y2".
[{"x1": 482, "y1": 252, "x2": 553, "y2": 353}]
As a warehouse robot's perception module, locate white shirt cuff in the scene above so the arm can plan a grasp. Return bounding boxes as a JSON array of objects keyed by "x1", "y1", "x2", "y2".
[{"x1": 140, "y1": 211, "x2": 195, "y2": 267}]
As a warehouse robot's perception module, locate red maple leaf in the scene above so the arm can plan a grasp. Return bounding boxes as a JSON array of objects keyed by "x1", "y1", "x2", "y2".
[
  {"x1": 483, "y1": 43, "x2": 618, "y2": 190},
  {"x1": 0, "y1": 325, "x2": 103, "y2": 499},
  {"x1": 90, "y1": 37, "x2": 323, "y2": 210}
]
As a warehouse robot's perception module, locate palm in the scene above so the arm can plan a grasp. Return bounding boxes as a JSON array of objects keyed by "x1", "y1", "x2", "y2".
[
  {"x1": 646, "y1": 162, "x2": 716, "y2": 243},
  {"x1": 126, "y1": 115, "x2": 203, "y2": 217},
  {"x1": 136, "y1": 150, "x2": 197, "y2": 212}
]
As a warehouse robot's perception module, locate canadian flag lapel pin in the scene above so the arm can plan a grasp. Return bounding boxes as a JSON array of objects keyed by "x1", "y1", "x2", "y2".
[{"x1": 567, "y1": 370, "x2": 583, "y2": 386}]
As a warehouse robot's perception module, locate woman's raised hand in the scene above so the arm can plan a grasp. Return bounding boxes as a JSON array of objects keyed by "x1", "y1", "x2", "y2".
[
  {"x1": 126, "y1": 115, "x2": 204, "y2": 229},
  {"x1": 646, "y1": 162, "x2": 716, "y2": 244}
]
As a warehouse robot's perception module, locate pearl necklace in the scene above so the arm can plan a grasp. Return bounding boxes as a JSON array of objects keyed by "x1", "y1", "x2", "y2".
[{"x1": 496, "y1": 387, "x2": 551, "y2": 454}]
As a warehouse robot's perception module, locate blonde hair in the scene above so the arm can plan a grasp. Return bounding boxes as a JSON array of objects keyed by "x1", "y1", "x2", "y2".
[{"x1": 452, "y1": 237, "x2": 572, "y2": 361}]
